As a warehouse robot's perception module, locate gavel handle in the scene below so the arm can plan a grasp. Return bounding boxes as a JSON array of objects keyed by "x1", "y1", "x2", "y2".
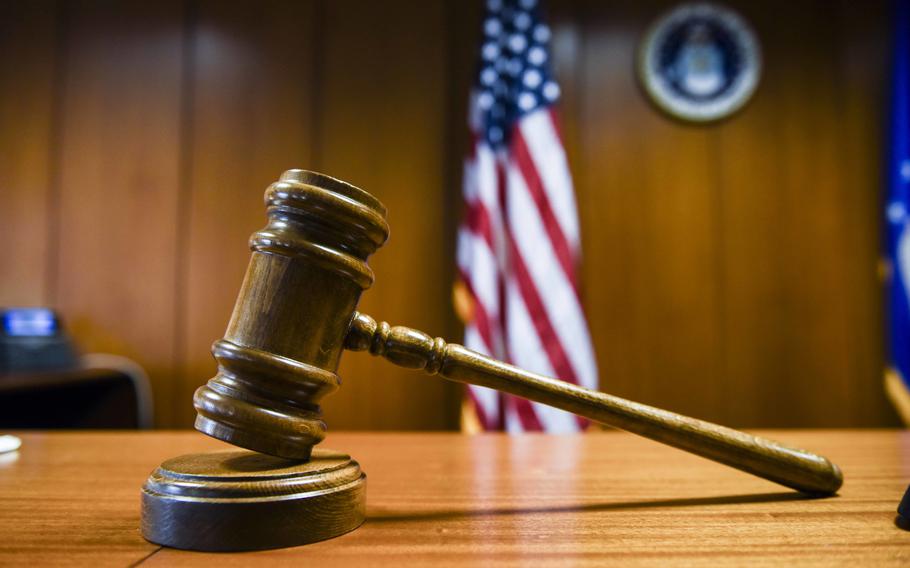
[{"x1": 345, "y1": 312, "x2": 843, "y2": 495}]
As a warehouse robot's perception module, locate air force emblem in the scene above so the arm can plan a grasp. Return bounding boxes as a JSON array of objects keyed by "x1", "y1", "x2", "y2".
[{"x1": 638, "y1": 3, "x2": 761, "y2": 123}]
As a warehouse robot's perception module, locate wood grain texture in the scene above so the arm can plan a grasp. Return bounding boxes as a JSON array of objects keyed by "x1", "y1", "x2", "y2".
[
  {"x1": 0, "y1": 0, "x2": 57, "y2": 306},
  {"x1": 316, "y1": 0, "x2": 460, "y2": 431},
  {"x1": 730, "y1": 0, "x2": 891, "y2": 426},
  {"x1": 192, "y1": 170, "x2": 390, "y2": 460},
  {"x1": 837, "y1": 0, "x2": 895, "y2": 425},
  {"x1": 713, "y1": 0, "x2": 894, "y2": 427},
  {"x1": 0, "y1": 430, "x2": 906, "y2": 566},
  {"x1": 177, "y1": 0, "x2": 317, "y2": 427},
  {"x1": 141, "y1": 448, "x2": 366, "y2": 551},
  {"x1": 0, "y1": 0, "x2": 899, "y2": 429},
  {"x1": 561, "y1": 0, "x2": 897, "y2": 427},
  {"x1": 575, "y1": 0, "x2": 725, "y2": 422},
  {"x1": 52, "y1": 0, "x2": 185, "y2": 427}
]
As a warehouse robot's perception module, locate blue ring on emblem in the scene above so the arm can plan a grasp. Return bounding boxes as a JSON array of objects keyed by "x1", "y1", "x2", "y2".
[{"x1": 637, "y1": 3, "x2": 761, "y2": 123}]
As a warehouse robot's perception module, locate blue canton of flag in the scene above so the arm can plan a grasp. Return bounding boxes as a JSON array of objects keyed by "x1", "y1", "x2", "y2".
[
  {"x1": 886, "y1": 0, "x2": 910, "y2": 424},
  {"x1": 474, "y1": 0, "x2": 561, "y2": 147}
]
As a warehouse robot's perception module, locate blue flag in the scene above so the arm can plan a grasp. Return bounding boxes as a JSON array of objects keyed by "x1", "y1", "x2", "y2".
[{"x1": 886, "y1": 0, "x2": 910, "y2": 423}]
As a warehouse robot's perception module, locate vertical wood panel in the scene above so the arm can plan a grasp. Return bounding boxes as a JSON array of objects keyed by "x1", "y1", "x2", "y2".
[
  {"x1": 577, "y1": 0, "x2": 726, "y2": 422},
  {"x1": 714, "y1": 0, "x2": 833, "y2": 426},
  {"x1": 177, "y1": 0, "x2": 318, "y2": 427},
  {"x1": 0, "y1": 0, "x2": 897, "y2": 429},
  {"x1": 716, "y1": 0, "x2": 894, "y2": 426},
  {"x1": 54, "y1": 0, "x2": 185, "y2": 427},
  {"x1": 837, "y1": 0, "x2": 897, "y2": 424},
  {"x1": 0, "y1": 1, "x2": 58, "y2": 306},
  {"x1": 446, "y1": 0, "x2": 483, "y2": 425},
  {"x1": 317, "y1": 0, "x2": 459, "y2": 430}
]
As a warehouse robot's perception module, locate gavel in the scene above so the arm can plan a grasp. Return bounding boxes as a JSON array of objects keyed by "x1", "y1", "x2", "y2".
[
  {"x1": 142, "y1": 169, "x2": 842, "y2": 551},
  {"x1": 194, "y1": 168, "x2": 841, "y2": 493}
]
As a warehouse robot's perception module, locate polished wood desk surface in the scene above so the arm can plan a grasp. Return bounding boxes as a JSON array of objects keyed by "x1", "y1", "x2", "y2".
[{"x1": 0, "y1": 430, "x2": 907, "y2": 566}]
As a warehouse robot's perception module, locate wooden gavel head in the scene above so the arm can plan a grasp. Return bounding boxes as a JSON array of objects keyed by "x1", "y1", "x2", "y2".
[{"x1": 193, "y1": 169, "x2": 389, "y2": 460}]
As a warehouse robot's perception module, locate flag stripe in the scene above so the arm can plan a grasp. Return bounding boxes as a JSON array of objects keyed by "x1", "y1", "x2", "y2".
[
  {"x1": 464, "y1": 199, "x2": 495, "y2": 249},
  {"x1": 505, "y1": 162, "x2": 599, "y2": 389},
  {"x1": 504, "y1": 396, "x2": 525, "y2": 433},
  {"x1": 518, "y1": 110, "x2": 581, "y2": 249},
  {"x1": 547, "y1": 108, "x2": 566, "y2": 146},
  {"x1": 458, "y1": 0, "x2": 598, "y2": 432},
  {"x1": 465, "y1": 378, "x2": 494, "y2": 429},
  {"x1": 511, "y1": 125, "x2": 579, "y2": 291},
  {"x1": 457, "y1": 264, "x2": 496, "y2": 350},
  {"x1": 464, "y1": 325, "x2": 500, "y2": 429},
  {"x1": 512, "y1": 394, "x2": 544, "y2": 431},
  {"x1": 505, "y1": 228, "x2": 579, "y2": 384},
  {"x1": 504, "y1": 277, "x2": 586, "y2": 431}
]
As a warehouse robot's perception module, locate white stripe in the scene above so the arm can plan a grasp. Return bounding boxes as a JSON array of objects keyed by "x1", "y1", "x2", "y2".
[
  {"x1": 518, "y1": 110, "x2": 581, "y2": 250},
  {"x1": 456, "y1": 226, "x2": 473, "y2": 273},
  {"x1": 505, "y1": 162, "x2": 598, "y2": 390},
  {"x1": 465, "y1": 326, "x2": 500, "y2": 426},
  {"x1": 457, "y1": 228, "x2": 499, "y2": 317},
  {"x1": 462, "y1": 158, "x2": 479, "y2": 203},
  {"x1": 464, "y1": 109, "x2": 598, "y2": 430},
  {"x1": 464, "y1": 141, "x2": 498, "y2": 217},
  {"x1": 466, "y1": 386, "x2": 500, "y2": 427},
  {"x1": 460, "y1": 229, "x2": 506, "y2": 360},
  {"x1": 462, "y1": 138, "x2": 506, "y2": 430},
  {"x1": 504, "y1": 398, "x2": 524, "y2": 433},
  {"x1": 464, "y1": 321, "x2": 492, "y2": 355},
  {"x1": 474, "y1": 142, "x2": 511, "y2": 272},
  {"x1": 474, "y1": 143, "x2": 500, "y2": 219},
  {"x1": 504, "y1": 279, "x2": 580, "y2": 432}
]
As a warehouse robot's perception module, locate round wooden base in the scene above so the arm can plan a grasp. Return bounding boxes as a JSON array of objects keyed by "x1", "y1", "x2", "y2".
[{"x1": 141, "y1": 448, "x2": 366, "y2": 551}]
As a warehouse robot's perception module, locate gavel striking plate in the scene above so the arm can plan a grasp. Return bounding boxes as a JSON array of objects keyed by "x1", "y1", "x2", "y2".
[{"x1": 141, "y1": 170, "x2": 843, "y2": 551}]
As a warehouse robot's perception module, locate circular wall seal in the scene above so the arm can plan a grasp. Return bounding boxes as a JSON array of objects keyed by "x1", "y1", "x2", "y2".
[{"x1": 637, "y1": 3, "x2": 761, "y2": 123}]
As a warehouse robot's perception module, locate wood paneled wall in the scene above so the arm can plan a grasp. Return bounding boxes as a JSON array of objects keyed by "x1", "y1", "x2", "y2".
[{"x1": 0, "y1": 0, "x2": 898, "y2": 429}]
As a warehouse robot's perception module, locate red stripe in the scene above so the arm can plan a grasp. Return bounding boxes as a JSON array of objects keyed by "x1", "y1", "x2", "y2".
[
  {"x1": 498, "y1": 152, "x2": 581, "y2": 431},
  {"x1": 496, "y1": 157, "x2": 509, "y2": 357},
  {"x1": 459, "y1": 179, "x2": 503, "y2": 431},
  {"x1": 547, "y1": 107, "x2": 565, "y2": 146},
  {"x1": 516, "y1": 402, "x2": 543, "y2": 430},
  {"x1": 505, "y1": 235, "x2": 579, "y2": 385},
  {"x1": 511, "y1": 395, "x2": 544, "y2": 431},
  {"x1": 504, "y1": 231, "x2": 588, "y2": 430},
  {"x1": 463, "y1": 198, "x2": 495, "y2": 250},
  {"x1": 457, "y1": 266, "x2": 496, "y2": 353},
  {"x1": 510, "y1": 127, "x2": 579, "y2": 294},
  {"x1": 459, "y1": 197, "x2": 500, "y2": 354},
  {"x1": 460, "y1": 139, "x2": 502, "y2": 431},
  {"x1": 462, "y1": 264, "x2": 548, "y2": 432},
  {"x1": 463, "y1": 116, "x2": 590, "y2": 431},
  {"x1": 492, "y1": 253, "x2": 545, "y2": 430},
  {"x1": 457, "y1": 270, "x2": 500, "y2": 431}
]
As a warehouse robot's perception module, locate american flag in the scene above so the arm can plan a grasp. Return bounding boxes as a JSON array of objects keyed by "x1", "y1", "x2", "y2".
[{"x1": 456, "y1": 0, "x2": 598, "y2": 432}]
